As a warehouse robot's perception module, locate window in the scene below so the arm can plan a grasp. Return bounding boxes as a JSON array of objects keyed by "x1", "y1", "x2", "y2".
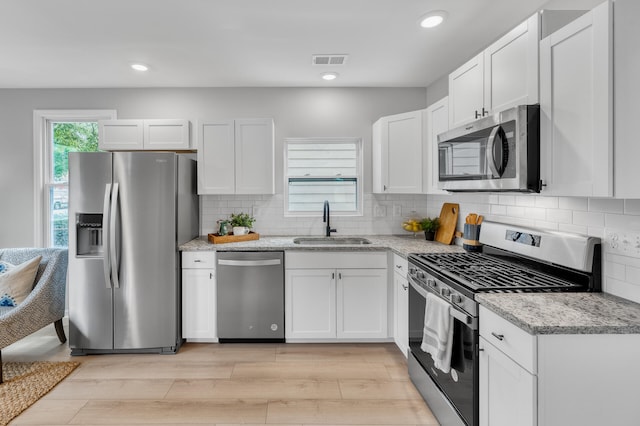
[
  {"x1": 285, "y1": 138, "x2": 362, "y2": 215},
  {"x1": 33, "y1": 110, "x2": 116, "y2": 247}
]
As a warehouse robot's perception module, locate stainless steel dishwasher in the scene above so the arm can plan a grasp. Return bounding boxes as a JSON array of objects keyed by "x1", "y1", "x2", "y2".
[{"x1": 216, "y1": 251, "x2": 285, "y2": 342}]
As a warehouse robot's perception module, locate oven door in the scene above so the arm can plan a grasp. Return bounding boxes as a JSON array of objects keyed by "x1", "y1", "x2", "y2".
[{"x1": 408, "y1": 274, "x2": 478, "y2": 426}]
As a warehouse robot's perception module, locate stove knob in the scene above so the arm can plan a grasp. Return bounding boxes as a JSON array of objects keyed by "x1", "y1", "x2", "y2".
[
  {"x1": 441, "y1": 288, "x2": 451, "y2": 297},
  {"x1": 426, "y1": 278, "x2": 436, "y2": 288},
  {"x1": 451, "y1": 294, "x2": 463, "y2": 304},
  {"x1": 418, "y1": 271, "x2": 426, "y2": 279}
]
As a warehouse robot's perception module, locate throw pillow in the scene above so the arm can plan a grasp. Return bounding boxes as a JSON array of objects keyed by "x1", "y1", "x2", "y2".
[{"x1": 0, "y1": 256, "x2": 42, "y2": 307}]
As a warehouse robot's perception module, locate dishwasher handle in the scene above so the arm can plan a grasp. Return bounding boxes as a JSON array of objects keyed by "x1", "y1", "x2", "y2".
[{"x1": 218, "y1": 259, "x2": 282, "y2": 267}]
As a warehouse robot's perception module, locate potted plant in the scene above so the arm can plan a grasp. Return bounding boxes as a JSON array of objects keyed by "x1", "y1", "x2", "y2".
[
  {"x1": 229, "y1": 212, "x2": 256, "y2": 236},
  {"x1": 420, "y1": 217, "x2": 440, "y2": 241}
]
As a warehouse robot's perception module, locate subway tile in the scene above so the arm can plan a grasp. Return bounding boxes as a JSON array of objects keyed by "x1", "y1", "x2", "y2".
[
  {"x1": 533, "y1": 220, "x2": 559, "y2": 230},
  {"x1": 488, "y1": 194, "x2": 500, "y2": 204},
  {"x1": 534, "y1": 196, "x2": 559, "y2": 209},
  {"x1": 572, "y1": 211, "x2": 605, "y2": 227},
  {"x1": 604, "y1": 261, "x2": 626, "y2": 280},
  {"x1": 588, "y1": 198, "x2": 624, "y2": 213},
  {"x1": 605, "y1": 213, "x2": 640, "y2": 230},
  {"x1": 603, "y1": 253, "x2": 640, "y2": 268},
  {"x1": 559, "y1": 197, "x2": 588, "y2": 211},
  {"x1": 546, "y1": 209, "x2": 572, "y2": 224},
  {"x1": 626, "y1": 266, "x2": 640, "y2": 286},
  {"x1": 515, "y1": 196, "x2": 536, "y2": 207},
  {"x1": 604, "y1": 277, "x2": 640, "y2": 304},
  {"x1": 506, "y1": 206, "x2": 526, "y2": 217},
  {"x1": 491, "y1": 205, "x2": 507, "y2": 215},
  {"x1": 587, "y1": 227, "x2": 604, "y2": 238},
  {"x1": 624, "y1": 199, "x2": 640, "y2": 216},
  {"x1": 498, "y1": 195, "x2": 516, "y2": 206}
]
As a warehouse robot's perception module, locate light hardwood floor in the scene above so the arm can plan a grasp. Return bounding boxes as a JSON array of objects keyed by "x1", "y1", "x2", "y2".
[{"x1": 3, "y1": 323, "x2": 439, "y2": 425}]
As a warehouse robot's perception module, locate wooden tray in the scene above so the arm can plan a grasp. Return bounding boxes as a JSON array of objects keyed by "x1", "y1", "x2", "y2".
[{"x1": 208, "y1": 232, "x2": 260, "y2": 244}]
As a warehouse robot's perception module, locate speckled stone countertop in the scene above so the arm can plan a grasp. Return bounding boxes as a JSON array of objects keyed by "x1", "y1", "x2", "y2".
[
  {"x1": 179, "y1": 234, "x2": 464, "y2": 258},
  {"x1": 477, "y1": 293, "x2": 640, "y2": 335}
]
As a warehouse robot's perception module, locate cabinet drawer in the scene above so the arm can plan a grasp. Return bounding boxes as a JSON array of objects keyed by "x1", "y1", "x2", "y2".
[
  {"x1": 480, "y1": 305, "x2": 537, "y2": 373},
  {"x1": 287, "y1": 252, "x2": 387, "y2": 269},
  {"x1": 393, "y1": 254, "x2": 408, "y2": 277},
  {"x1": 182, "y1": 251, "x2": 217, "y2": 269}
]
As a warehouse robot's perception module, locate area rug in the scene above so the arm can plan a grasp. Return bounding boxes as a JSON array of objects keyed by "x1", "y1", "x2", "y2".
[{"x1": 0, "y1": 361, "x2": 80, "y2": 426}]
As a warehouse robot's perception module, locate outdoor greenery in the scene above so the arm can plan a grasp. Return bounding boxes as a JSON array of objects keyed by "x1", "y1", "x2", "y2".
[{"x1": 53, "y1": 122, "x2": 99, "y2": 183}]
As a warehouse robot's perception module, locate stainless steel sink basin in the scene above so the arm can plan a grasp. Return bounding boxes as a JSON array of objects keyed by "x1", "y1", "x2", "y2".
[{"x1": 293, "y1": 237, "x2": 372, "y2": 245}]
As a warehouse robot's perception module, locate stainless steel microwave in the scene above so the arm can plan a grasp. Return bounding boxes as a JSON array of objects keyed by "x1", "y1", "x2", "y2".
[{"x1": 437, "y1": 104, "x2": 540, "y2": 192}]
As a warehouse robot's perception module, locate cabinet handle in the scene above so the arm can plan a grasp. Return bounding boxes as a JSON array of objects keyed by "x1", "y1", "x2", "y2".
[
  {"x1": 338, "y1": 272, "x2": 342, "y2": 280},
  {"x1": 482, "y1": 107, "x2": 489, "y2": 116},
  {"x1": 475, "y1": 110, "x2": 480, "y2": 119},
  {"x1": 402, "y1": 284, "x2": 408, "y2": 290},
  {"x1": 194, "y1": 259, "x2": 202, "y2": 263},
  {"x1": 209, "y1": 272, "x2": 213, "y2": 279},
  {"x1": 396, "y1": 265, "x2": 402, "y2": 269},
  {"x1": 332, "y1": 272, "x2": 335, "y2": 279},
  {"x1": 491, "y1": 332, "x2": 505, "y2": 341},
  {"x1": 383, "y1": 185, "x2": 387, "y2": 191}
]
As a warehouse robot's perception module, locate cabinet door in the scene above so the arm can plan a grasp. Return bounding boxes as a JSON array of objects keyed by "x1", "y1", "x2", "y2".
[
  {"x1": 235, "y1": 118, "x2": 275, "y2": 194},
  {"x1": 393, "y1": 273, "x2": 409, "y2": 356},
  {"x1": 98, "y1": 120, "x2": 144, "y2": 150},
  {"x1": 484, "y1": 13, "x2": 539, "y2": 114},
  {"x1": 449, "y1": 53, "x2": 485, "y2": 128},
  {"x1": 479, "y1": 337, "x2": 536, "y2": 426},
  {"x1": 425, "y1": 97, "x2": 448, "y2": 194},
  {"x1": 144, "y1": 119, "x2": 190, "y2": 150},
  {"x1": 337, "y1": 268, "x2": 387, "y2": 339},
  {"x1": 182, "y1": 269, "x2": 217, "y2": 341},
  {"x1": 539, "y1": 2, "x2": 612, "y2": 197},
  {"x1": 373, "y1": 111, "x2": 423, "y2": 194},
  {"x1": 285, "y1": 269, "x2": 336, "y2": 339},
  {"x1": 197, "y1": 120, "x2": 235, "y2": 194}
]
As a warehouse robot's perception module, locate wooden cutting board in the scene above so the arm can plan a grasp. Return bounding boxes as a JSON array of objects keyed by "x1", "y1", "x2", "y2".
[{"x1": 435, "y1": 203, "x2": 459, "y2": 245}]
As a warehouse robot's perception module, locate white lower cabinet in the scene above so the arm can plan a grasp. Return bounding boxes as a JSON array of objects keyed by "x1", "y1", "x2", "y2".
[
  {"x1": 181, "y1": 251, "x2": 217, "y2": 342},
  {"x1": 479, "y1": 336, "x2": 536, "y2": 426},
  {"x1": 480, "y1": 304, "x2": 640, "y2": 426},
  {"x1": 285, "y1": 252, "x2": 388, "y2": 341},
  {"x1": 392, "y1": 254, "x2": 408, "y2": 356}
]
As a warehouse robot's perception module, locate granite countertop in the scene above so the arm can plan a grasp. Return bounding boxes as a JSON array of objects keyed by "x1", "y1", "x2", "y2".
[
  {"x1": 179, "y1": 234, "x2": 465, "y2": 258},
  {"x1": 477, "y1": 292, "x2": 640, "y2": 335}
]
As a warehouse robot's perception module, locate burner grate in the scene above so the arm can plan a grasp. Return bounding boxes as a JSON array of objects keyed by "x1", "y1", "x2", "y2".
[{"x1": 413, "y1": 252, "x2": 583, "y2": 292}]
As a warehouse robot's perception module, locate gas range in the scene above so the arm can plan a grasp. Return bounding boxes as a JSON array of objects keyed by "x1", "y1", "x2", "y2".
[{"x1": 407, "y1": 221, "x2": 601, "y2": 426}]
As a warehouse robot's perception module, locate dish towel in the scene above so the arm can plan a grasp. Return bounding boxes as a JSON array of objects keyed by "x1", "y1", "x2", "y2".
[{"x1": 421, "y1": 292, "x2": 454, "y2": 373}]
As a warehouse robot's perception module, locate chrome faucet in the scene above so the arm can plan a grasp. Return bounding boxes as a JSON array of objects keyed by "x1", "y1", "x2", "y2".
[{"x1": 323, "y1": 200, "x2": 337, "y2": 237}]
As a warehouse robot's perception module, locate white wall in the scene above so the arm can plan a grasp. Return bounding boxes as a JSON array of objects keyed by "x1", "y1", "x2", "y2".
[{"x1": 0, "y1": 87, "x2": 427, "y2": 247}]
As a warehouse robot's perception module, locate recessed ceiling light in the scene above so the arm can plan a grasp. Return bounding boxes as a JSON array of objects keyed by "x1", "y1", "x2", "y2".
[
  {"x1": 131, "y1": 64, "x2": 149, "y2": 72},
  {"x1": 419, "y1": 10, "x2": 448, "y2": 28},
  {"x1": 321, "y1": 72, "x2": 339, "y2": 81}
]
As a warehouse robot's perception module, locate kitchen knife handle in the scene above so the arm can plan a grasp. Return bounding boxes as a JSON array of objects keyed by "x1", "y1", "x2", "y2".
[{"x1": 102, "y1": 183, "x2": 112, "y2": 289}]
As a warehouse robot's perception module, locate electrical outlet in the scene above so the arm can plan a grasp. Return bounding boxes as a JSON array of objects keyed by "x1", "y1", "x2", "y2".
[
  {"x1": 604, "y1": 229, "x2": 640, "y2": 258},
  {"x1": 393, "y1": 205, "x2": 402, "y2": 217},
  {"x1": 374, "y1": 205, "x2": 387, "y2": 217}
]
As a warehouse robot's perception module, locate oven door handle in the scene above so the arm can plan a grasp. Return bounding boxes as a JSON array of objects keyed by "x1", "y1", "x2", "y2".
[{"x1": 408, "y1": 274, "x2": 477, "y2": 329}]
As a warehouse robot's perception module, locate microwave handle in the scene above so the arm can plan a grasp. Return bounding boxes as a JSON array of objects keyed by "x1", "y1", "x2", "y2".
[{"x1": 486, "y1": 126, "x2": 502, "y2": 178}]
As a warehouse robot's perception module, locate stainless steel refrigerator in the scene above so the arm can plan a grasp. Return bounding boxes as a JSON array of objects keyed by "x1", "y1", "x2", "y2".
[{"x1": 68, "y1": 152, "x2": 198, "y2": 355}]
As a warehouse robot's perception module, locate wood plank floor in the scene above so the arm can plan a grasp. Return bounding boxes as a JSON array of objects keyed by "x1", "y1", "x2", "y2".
[{"x1": 3, "y1": 323, "x2": 439, "y2": 425}]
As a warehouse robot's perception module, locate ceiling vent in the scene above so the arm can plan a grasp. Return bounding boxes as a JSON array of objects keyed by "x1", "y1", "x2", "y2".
[{"x1": 312, "y1": 54, "x2": 349, "y2": 66}]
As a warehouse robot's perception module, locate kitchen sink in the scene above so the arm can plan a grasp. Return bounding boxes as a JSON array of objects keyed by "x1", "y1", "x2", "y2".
[{"x1": 293, "y1": 237, "x2": 372, "y2": 245}]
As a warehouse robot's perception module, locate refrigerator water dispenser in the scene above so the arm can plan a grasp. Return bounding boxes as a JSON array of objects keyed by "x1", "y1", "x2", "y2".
[{"x1": 76, "y1": 213, "x2": 103, "y2": 256}]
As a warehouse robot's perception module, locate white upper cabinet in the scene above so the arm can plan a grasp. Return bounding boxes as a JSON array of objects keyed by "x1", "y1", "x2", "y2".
[
  {"x1": 425, "y1": 97, "x2": 449, "y2": 194},
  {"x1": 197, "y1": 118, "x2": 275, "y2": 195},
  {"x1": 449, "y1": 13, "x2": 540, "y2": 128},
  {"x1": 373, "y1": 109, "x2": 424, "y2": 194},
  {"x1": 449, "y1": 53, "x2": 486, "y2": 128},
  {"x1": 539, "y1": 1, "x2": 612, "y2": 197},
  {"x1": 99, "y1": 119, "x2": 190, "y2": 151},
  {"x1": 613, "y1": 0, "x2": 640, "y2": 198}
]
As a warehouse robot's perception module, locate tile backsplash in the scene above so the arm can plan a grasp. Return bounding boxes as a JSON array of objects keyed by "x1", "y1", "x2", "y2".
[{"x1": 201, "y1": 192, "x2": 640, "y2": 304}]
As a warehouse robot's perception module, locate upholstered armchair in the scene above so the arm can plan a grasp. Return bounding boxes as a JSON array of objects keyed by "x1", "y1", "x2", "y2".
[{"x1": 0, "y1": 248, "x2": 68, "y2": 383}]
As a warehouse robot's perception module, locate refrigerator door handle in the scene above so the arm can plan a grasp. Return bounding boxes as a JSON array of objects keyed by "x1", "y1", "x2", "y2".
[
  {"x1": 102, "y1": 183, "x2": 112, "y2": 289},
  {"x1": 110, "y1": 182, "x2": 120, "y2": 289}
]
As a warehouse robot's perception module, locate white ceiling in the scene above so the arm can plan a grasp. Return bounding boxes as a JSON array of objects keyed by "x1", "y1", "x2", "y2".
[{"x1": 0, "y1": 0, "x2": 601, "y2": 88}]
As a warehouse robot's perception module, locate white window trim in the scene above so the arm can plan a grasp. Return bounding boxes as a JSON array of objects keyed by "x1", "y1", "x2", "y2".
[
  {"x1": 284, "y1": 137, "x2": 363, "y2": 217},
  {"x1": 33, "y1": 109, "x2": 116, "y2": 247}
]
